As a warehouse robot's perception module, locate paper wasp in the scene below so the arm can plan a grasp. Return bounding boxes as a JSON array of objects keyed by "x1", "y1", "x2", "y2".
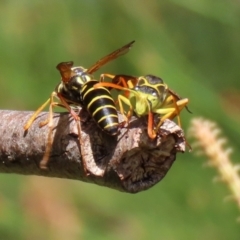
[
  {"x1": 94, "y1": 73, "x2": 190, "y2": 139},
  {"x1": 24, "y1": 41, "x2": 135, "y2": 171}
]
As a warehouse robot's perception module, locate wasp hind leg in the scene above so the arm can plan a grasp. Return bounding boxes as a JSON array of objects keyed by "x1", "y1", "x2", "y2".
[
  {"x1": 23, "y1": 91, "x2": 59, "y2": 169},
  {"x1": 39, "y1": 92, "x2": 60, "y2": 169},
  {"x1": 154, "y1": 97, "x2": 189, "y2": 131},
  {"x1": 153, "y1": 97, "x2": 191, "y2": 149},
  {"x1": 56, "y1": 95, "x2": 89, "y2": 174}
]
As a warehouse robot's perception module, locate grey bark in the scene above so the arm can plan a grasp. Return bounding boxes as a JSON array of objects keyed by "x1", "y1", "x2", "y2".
[{"x1": 0, "y1": 110, "x2": 186, "y2": 193}]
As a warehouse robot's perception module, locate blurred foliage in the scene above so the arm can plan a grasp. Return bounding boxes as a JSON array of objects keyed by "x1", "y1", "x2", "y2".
[{"x1": 0, "y1": 0, "x2": 240, "y2": 239}]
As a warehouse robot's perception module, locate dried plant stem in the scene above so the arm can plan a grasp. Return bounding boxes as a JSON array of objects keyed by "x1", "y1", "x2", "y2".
[
  {"x1": 0, "y1": 110, "x2": 186, "y2": 193},
  {"x1": 189, "y1": 118, "x2": 240, "y2": 211}
]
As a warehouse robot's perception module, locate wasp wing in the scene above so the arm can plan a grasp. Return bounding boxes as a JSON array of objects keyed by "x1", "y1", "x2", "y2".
[{"x1": 87, "y1": 40, "x2": 135, "y2": 74}]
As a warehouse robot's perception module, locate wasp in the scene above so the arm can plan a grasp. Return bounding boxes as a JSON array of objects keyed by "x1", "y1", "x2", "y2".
[
  {"x1": 94, "y1": 73, "x2": 190, "y2": 139},
  {"x1": 24, "y1": 41, "x2": 135, "y2": 171}
]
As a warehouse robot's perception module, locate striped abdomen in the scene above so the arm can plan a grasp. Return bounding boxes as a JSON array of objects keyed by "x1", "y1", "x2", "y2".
[{"x1": 81, "y1": 80, "x2": 119, "y2": 135}]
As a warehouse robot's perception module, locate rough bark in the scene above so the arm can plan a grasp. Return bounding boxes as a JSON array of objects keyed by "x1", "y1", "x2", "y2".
[{"x1": 0, "y1": 109, "x2": 186, "y2": 193}]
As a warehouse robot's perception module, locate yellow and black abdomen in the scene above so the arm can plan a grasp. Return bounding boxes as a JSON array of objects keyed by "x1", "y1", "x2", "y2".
[{"x1": 81, "y1": 80, "x2": 119, "y2": 135}]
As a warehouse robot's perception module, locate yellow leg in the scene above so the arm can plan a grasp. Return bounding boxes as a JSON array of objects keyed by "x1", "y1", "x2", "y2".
[
  {"x1": 100, "y1": 73, "x2": 115, "y2": 82},
  {"x1": 24, "y1": 91, "x2": 61, "y2": 169},
  {"x1": 155, "y1": 95, "x2": 191, "y2": 149},
  {"x1": 117, "y1": 94, "x2": 134, "y2": 125},
  {"x1": 39, "y1": 91, "x2": 58, "y2": 169},
  {"x1": 38, "y1": 93, "x2": 87, "y2": 172},
  {"x1": 24, "y1": 90, "x2": 88, "y2": 172},
  {"x1": 24, "y1": 97, "x2": 52, "y2": 131},
  {"x1": 38, "y1": 101, "x2": 70, "y2": 127},
  {"x1": 162, "y1": 95, "x2": 182, "y2": 127},
  {"x1": 154, "y1": 98, "x2": 189, "y2": 131}
]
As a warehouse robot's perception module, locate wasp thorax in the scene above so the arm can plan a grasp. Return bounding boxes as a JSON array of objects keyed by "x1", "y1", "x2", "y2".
[
  {"x1": 68, "y1": 67, "x2": 93, "y2": 92},
  {"x1": 145, "y1": 75, "x2": 164, "y2": 85}
]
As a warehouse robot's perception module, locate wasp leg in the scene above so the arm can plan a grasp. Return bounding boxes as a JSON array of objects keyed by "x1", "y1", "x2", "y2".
[
  {"x1": 99, "y1": 73, "x2": 115, "y2": 82},
  {"x1": 147, "y1": 111, "x2": 157, "y2": 139},
  {"x1": 155, "y1": 97, "x2": 191, "y2": 150},
  {"x1": 39, "y1": 91, "x2": 60, "y2": 169},
  {"x1": 38, "y1": 101, "x2": 67, "y2": 128},
  {"x1": 100, "y1": 73, "x2": 129, "y2": 87},
  {"x1": 24, "y1": 91, "x2": 64, "y2": 169},
  {"x1": 24, "y1": 91, "x2": 68, "y2": 130},
  {"x1": 100, "y1": 74, "x2": 137, "y2": 98},
  {"x1": 117, "y1": 94, "x2": 133, "y2": 124},
  {"x1": 24, "y1": 90, "x2": 88, "y2": 173},
  {"x1": 39, "y1": 94, "x2": 88, "y2": 173},
  {"x1": 57, "y1": 95, "x2": 89, "y2": 174},
  {"x1": 154, "y1": 98, "x2": 189, "y2": 131},
  {"x1": 23, "y1": 91, "x2": 60, "y2": 169},
  {"x1": 24, "y1": 97, "x2": 52, "y2": 131},
  {"x1": 161, "y1": 94, "x2": 185, "y2": 127}
]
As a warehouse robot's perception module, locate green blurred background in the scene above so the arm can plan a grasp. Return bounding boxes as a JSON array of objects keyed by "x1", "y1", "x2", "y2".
[{"x1": 0, "y1": 0, "x2": 240, "y2": 239}]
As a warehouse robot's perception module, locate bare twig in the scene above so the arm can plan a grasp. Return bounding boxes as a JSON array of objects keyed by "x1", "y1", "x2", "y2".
[{"x1": 0, "y1": 110, "x2": 186, "y2": 193}]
